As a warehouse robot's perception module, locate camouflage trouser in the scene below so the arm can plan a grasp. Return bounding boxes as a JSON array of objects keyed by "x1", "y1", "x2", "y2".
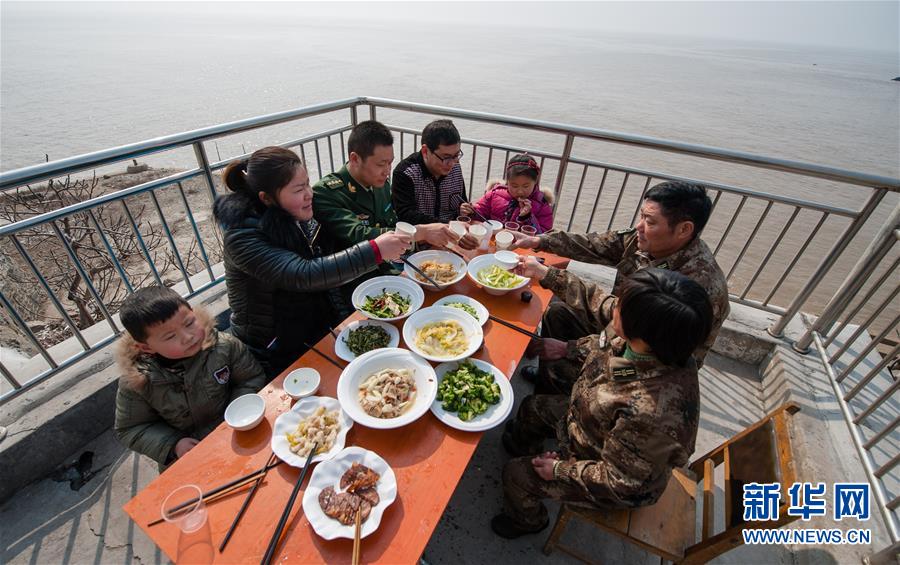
[
  {"x1": 507, "y1": 394, "x2": 569, "y2": 455},
  {"x1": 503, "y1": 456, "x2": 596, "y2": 528},
  {"x1": 536, "y1": 300, "x2": 598, "y2": 395}
]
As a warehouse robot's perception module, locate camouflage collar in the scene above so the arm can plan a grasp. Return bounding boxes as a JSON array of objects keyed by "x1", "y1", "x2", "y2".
[
  {"x1": 606, "y1": 354, "x2": 666, "y2": 382},
  {"x1": 648, "y1": 236, "x2": 707, "y2": 271}
]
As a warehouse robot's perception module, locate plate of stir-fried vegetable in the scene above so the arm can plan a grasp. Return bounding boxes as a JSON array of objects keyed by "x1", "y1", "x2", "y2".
[
  {"x1": 352, "y1": 276, "x2": 424, "y2": 322},
  {"x1": 334, "y1": 320, "x2": 400, "y2": 362},
  {"x1": 466, "y1": 254, "x2": 530, "y2": 296},
  {"x1": 431, "y1": 358, "x2": 514, "y2": 431}
]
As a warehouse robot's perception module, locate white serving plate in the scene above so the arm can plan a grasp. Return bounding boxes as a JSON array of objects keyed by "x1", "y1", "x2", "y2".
[
  {"x1": 402, "y1": 306, "x2": 484, "y2": 363},
  {"x1": 301, "y1": 446, "x2": 398, "y2": 540},
  {"x1": 334, "y1": 320, "x2": 400, "y2": 362},
  {"x1": 336, "y1": 347, "x2": 437, "y2": 429},
  {"x1": 433, "y1": 294, "x2": 489, "y2": 326},
  {"x1": 271, "y1": 396, "x2": 353, "y2": 466},
  {"x1": 466, "y1": 254, "x2": 530, "y2": 296},
  {"x1": 402, "y1": 249, "x2": 467, "y2": 291},
  {"x1": 351, "y1": 275, "x2": 425, "y2": 322},
  {"x1": 431, "y1": 359, "x2": 514, "y2": 432}
]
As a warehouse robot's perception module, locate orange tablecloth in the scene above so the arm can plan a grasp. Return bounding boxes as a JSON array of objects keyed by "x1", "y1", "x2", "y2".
[{"x1": 123, "y1": 251, "x2": 568, "y2": 564}]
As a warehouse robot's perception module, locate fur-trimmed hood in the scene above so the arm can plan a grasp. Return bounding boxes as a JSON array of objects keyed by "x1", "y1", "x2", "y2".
[
  {"x1": 213, "y1": 190, "x2": 266, "y2": 230},
  {"x1": 115, "y1": 304, "x2": 217, "y2": 391}
]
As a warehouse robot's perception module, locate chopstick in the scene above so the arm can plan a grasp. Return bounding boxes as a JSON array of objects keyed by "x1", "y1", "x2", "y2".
[
  {"x1": 148, "y1": 458, "x2": 284, "y2": 527},
  {"x1": 260, "y1": 444, "x2": 318, "y2": 565},
  {"x1": 219, "y1": 451, "x2": 278, "y2": 552},
  {"x1": 452, "y1": 193, "x2": 487, "y2": 222},
  {"x1": 303, "y1": 342, "x2": 346, "y2": 370},
  {"x1": 352, "y1": 507, "x2": 362, "y2": 565},
  {"x1": 488, "y1": 314, "x2": 542, "y2": 340},
  {"x1": 327, "y1": 326, "x2": 339, "y2": 340},
  {"x1": 400, "y1": 257, "x2": 443, "y2": 291}
]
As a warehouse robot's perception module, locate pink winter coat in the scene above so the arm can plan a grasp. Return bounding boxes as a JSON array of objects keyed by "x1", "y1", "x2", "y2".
[{"x1": 473, "y1": 181, "x2": 554, "y2": 233}]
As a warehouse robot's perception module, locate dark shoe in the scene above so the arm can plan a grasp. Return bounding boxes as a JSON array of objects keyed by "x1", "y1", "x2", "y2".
[
  {"x1": 502, "y1": 429, "x2": 540, "y2": 457},
  {"x1": 491, "y1": 514, "x2": 549, "y2": 539},
  {"x1": 520, "y1": 365, "x2": 540, "y2": 383}
]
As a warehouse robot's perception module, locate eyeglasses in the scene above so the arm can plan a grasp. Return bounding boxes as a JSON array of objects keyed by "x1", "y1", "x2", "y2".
[{"x1": 430, "y1": 149, "x2": 464, "y2": 165}]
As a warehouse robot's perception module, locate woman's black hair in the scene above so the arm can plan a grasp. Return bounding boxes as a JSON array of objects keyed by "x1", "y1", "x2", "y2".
[
  {"x1": 222, "y1": 146, "x2": 303, "y2": 204},
  {"x1": 120, "y1": 285, "x2": 190, "y2": 342},
  {"x1": 618, "y1": 268, "x2": 713, "y2": 367},
  {"x1": 505, "y1": 153, "x2": 541, "y2": 181}
]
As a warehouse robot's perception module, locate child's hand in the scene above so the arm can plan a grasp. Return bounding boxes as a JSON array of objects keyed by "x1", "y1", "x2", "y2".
[
  {"x1": 517, "y1": 198, "x2": 532, "y2": 218},
  {"x1": 459, "y1": 202, "x2": 475, "y2": 217},
  {"x1": 174, "y1": 437, "x2": 200, "y2": 458}
]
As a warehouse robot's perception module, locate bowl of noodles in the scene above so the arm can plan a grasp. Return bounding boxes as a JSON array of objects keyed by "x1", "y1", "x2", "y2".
[
  {"x1": 402, "y1": 306, "x2": 484, "y2": 363},
  {"x1": 466, "y1": 254, "x2": 530, "y2": 296},
  {"x1": 402, "y1": 250, "x2": 467, "y2": 291},
  {"x1": 336, "y1": 347, "x2": 437, "y2": 429}
]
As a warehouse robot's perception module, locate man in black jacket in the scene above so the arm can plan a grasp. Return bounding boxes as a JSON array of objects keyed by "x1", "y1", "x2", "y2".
[{"x1": 392, "y1": 119, "x2": 474, "y2": 224}]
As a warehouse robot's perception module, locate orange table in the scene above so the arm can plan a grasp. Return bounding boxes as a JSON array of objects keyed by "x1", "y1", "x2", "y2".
[{"x1": 124, "y1": 251, "x2": 568, "y2": 564}]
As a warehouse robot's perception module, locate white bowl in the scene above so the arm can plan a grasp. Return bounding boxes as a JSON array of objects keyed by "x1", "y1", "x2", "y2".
[
  {"x1": 433, "y1": 294, "x2": 489, "y2": 326},
  {"x1": 271, "y1": 396, "x2": 353, "y2": 466},
  {"x1": 466, "y1": 254, "x2": 530, "y2": 296},
  {"x1": 402, "y1": 306, "x2": 484, "y2": 363},
  {"x1": 485, "y1": 219, "x2": 503, "y2": 235},
  {"x1": 493, "y1": 250, "x2": 519, "y2": 270},
  {"x1": 283, "y1": 368, "x2": 321, "y2": 399},
  {"x1": 337, "y1": 347, "x2": 437, "y2": 429},
  {"x1": 301, "y1": 446, "x2": 398, "y2": 540},
  {"x1": 351, "y1": 275, "x2": 425, "y2": 321},
  {"x1": 224, "y1": 394, "x2": 265, "y2": 431},
  {"x1": 334, "y1": 320, "x2": 400, "y2": 362},
  {"x1": 432, "y1": 359, "x2": 515, "y2": 432},
  {"x1": 402, "y1": 250, "x2": 467, "y2": 292}
]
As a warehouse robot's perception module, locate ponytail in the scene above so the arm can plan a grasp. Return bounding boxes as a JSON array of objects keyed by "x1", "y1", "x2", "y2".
[{"x1": 223, "y1": 159, "x2": 252, "y2": 195}]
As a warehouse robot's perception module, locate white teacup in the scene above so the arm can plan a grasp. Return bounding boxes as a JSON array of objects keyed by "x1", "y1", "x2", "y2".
[
  {"x1": 495, "y1": 230, "x2": 514, "y2": 250},
  {"x1": 449, "y1": 221, "x2": 468, "y2": 239},
  {"x1": 468, "y1": 224, "x2": 489, "y2": 251},
  {"x1": 395, "y1": 221, "x2": 417, "y2": 250}
]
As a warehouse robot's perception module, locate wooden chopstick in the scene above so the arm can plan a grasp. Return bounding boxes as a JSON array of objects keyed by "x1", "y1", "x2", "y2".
[
  {"x1": 302, "y1": 342, "x2": 346, "y2": 370},
  {"x1": 488, "y1": 314, "x2": 542, "y2": 340},
  {"x1": 260, "y1": 444, "x2": 318, "y2": 565},
  {"x1": 219, "y1": 451, "x2": 278, "y2": 552},
  {"x1": 148, "y1": 458, "x2": 284, "y2": 527},
  {"x1": 400, "y1": 257, "x2": 443, "y2": 291},
  {"x1": 352, "y1": 507, "x2": 362, "y2": 565}
]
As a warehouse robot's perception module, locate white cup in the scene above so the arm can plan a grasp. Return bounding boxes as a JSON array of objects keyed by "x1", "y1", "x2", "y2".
[
  {"x1": 495, "y1": 230, "x2": 514, "y2": 250},
  {"x1": 395, "y1": 221, "x2": 417, "y2": 251},
  {"x1": 485, "y1": 220, "x2": 503, "y2": 237},
  {"x1": 468, "y1": 224, "x2": 489, "y2": 251},
  {"x1": 449, "y1": 221, "x2": 468, "y2": 239}
]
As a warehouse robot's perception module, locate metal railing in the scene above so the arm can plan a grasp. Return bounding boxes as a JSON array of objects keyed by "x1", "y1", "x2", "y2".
[
  {"x1": 1, "y1": 97, "x2": 898, "y2": 408},
  {"x1": 805, "y1": 202, "x2": 899, "y2": 546}
]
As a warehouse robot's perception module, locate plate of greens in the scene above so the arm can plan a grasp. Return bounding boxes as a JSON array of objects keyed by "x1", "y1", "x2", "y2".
[
  {"x1": 466, "y1": 255, "x2": 529, "y2": 296},
  {"x1": 351, "y1": 276, "x2": 425, "y2": 322},
  {"x1": 430, "y1": 358, "x2": 514, "y2": 432},
  {"x1": 433, "y1": 294, "x2": 489, "y2": 326},
  {"x1": 334, "y1": 320, "x2": 401, "y2": 362}
]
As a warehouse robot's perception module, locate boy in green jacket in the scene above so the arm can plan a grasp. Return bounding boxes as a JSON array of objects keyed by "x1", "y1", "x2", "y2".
[{"x1": 114, "y1": 286, "x2": 266, "y2": 470}]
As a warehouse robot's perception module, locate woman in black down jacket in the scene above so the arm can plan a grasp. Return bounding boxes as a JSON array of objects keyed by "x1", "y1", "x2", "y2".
[{"x1": 214, "y1": 147, "x2": 411, "y2": 377}]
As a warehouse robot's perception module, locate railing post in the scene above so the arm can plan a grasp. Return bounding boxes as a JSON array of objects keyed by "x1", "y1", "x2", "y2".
[
  {"x1": 768, "y1": 188, "x2": 888, "y2": 339},
  {"x1": 350, "y1": 105, "x2": 358, "y2": 127},
  {"x1": 193, "y1": 141, "x2": 218, "y2": 204},
  {"x1": 369, "y1": 104, "x2": 377, "y2": 121},
  {"x1": 553, "y1": 134, "x2": 575, "y2": 207}
]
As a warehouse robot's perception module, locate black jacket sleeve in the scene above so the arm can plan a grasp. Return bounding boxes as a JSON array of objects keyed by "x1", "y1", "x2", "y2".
[{"x1": 392, "y1": 169, "x2": 440, "y2": 225}]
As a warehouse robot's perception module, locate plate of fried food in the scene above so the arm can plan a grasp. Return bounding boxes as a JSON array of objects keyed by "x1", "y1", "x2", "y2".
[
  {"x1": 271, "y1": 396, "x2": 353, "y2": 466},
  {"x1": 337, "y1": 347, "x2": 437, "y2": 429},
  {"x1": 334, "y1": 320, "x2": 400, "y2": 362},
  {"x1": 402, "y1": 306, "x2": 483, "y2": 363},
  {"x1": 402, "y1": 250, "x2": 467, "y2": 291},
  {"x1": 302, "y1": 446, "x2": 397, "y2": 540}
]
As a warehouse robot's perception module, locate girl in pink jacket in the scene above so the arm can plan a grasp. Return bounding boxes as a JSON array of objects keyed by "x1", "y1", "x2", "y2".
[{"x1": 472, "y1": 154, "x2": 554, "y2": 233}]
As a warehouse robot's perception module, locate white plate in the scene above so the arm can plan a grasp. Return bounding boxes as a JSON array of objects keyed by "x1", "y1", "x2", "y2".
[
  {"x1": 431, "y1": 359, "x2": 515, "y2": 432},
  {"x1": 402, "y1": 306, "x2": 484, "y2": 363},
  {"x1": 466, "y1": 254, "x2": 530, "y2": 296},
  {"x1": 402, "y1": 250, "x2": 467, "y2": 291},
  {"x1": 271, "y1": 396, "x2": 353, "y2": 466},
  {"x1": 433, "y1": 294, "x2": 489, "y2": 326},
  {"x1": 301, "y1": 446, "x2": 397, "y2": 540},
  {"x1": 334, "y1": 320, "x2": 400, "y2": 362},
  {"x1": 351, "y1": 276, "x2": 425, "y2": 321},
  {"x1": 337, "y1": 347, "x2": 437, "y2": 429}
]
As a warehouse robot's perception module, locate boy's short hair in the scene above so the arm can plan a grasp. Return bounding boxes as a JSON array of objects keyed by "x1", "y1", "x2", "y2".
[
  {"x1": 618, "y1": 268, "x2": 713, "y2": 367},
  {"x1": 421, "y1": 119, "x2": 461, "y2": 151},
  {"x1": 644, "y1": 181, "x2": 712, "y2": 238},
  {"x1": 120, "y1": 286, "x2": 190, "y2": 342},
  {"x1": 347, "y1": 120, "x2": 394, "y2": 160}
]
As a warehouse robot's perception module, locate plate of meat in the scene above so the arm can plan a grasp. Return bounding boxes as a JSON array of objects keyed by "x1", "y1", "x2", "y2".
[{"x1": 301, "y1": 446, "x2": 398, "y2": 540}]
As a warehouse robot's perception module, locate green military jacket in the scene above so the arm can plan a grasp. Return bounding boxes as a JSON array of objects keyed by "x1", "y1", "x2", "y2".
[
  {"x1": 538, "y1": 228, "x2": 729, "y2": 366},
  {"x1": 541, "y1": 270, "x2": 700, "y2": 508},
  {"x1": 114, "y1": 308, "x2": 266, "y2": 467},
  {"x1": 313, "y1": 164, "x2": 398, "y2": 251}
]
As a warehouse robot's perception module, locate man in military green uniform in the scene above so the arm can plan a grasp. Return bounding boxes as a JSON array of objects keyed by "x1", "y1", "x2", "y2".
[
  {"x1": 491, "y1": 267, "x2": 713, "y2": 539},
  {"x1": 512, "y1": 181, "x2": 728, "y2": 392},
  {"x1": 313, "y1": 120, "x2": 477, "y2": 264}
]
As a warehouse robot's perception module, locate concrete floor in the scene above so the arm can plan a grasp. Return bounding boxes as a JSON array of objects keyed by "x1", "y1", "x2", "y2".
[{"x1": 1, "y1": 352, "x2": 800, "y2": 565}]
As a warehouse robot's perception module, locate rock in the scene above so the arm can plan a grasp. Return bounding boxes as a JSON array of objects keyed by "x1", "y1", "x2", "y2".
[{"x1": 126, "y1": 163, "x2": 150, "y2": 174}]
